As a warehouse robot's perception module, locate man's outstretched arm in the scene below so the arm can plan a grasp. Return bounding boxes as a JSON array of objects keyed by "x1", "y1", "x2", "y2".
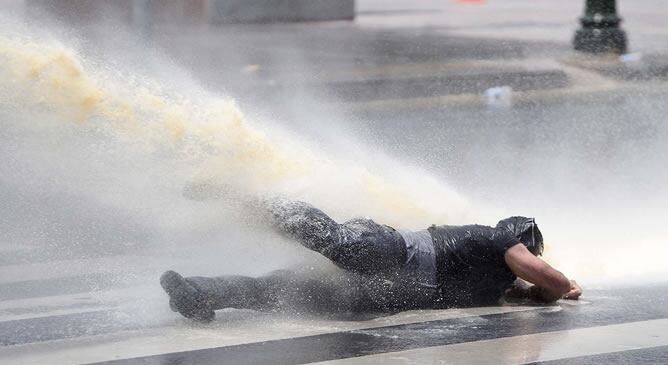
[{"x1": 504, "y1": 244, "x2": 582, "y2": 302}]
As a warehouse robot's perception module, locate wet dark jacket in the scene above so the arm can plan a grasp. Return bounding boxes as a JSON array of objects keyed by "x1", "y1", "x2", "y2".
[{"x1": 428, "y1": 224, "x2": 521, "y2": 307}]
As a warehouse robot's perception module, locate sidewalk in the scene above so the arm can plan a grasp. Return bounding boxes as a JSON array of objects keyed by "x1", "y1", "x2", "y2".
[
  {"x1": 148, "y1": 4, "x2": 662, "y2": 114},
  {"x1": 356, "y1": 0, "x2": 668, "y2": 54}
]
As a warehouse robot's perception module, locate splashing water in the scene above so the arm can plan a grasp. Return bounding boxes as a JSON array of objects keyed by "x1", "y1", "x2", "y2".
[
  {"x1": 1, "y1": 20, "x2": 666, "y2": 289},
  {"x1": 0, "y1": 31, "x2": 475, "y2": 231}
]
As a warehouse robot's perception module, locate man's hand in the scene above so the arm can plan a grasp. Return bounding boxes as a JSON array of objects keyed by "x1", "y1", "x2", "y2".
[
  {"x1": 562, "y1": 280, "x2": 582, "y2": 300},
  {"x1": 504, "y1": 278, "x2": 582, "y2": 303}
]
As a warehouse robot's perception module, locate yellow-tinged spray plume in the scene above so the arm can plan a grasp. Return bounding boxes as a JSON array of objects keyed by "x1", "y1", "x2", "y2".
[{"x1": 0, "y1": 34, "x2": 473, "y2": 229}]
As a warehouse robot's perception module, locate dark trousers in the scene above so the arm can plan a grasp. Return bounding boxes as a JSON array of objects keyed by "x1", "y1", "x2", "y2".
[
  {"x1": 185, "y1": 200, "x2": 435, "y2": 313},
  {"x1": 262, "y1": 199, "x2": 406, "y2": 275}
]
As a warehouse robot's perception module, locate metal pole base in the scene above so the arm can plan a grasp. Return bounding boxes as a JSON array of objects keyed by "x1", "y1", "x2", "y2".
[{"x1": 574, "y1": 27, "x2": 627, "y2": 54}]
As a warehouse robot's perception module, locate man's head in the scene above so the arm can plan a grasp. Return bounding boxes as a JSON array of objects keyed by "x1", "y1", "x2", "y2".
[{"x1": 496, "y1": 216, "x2": 544, "y2": 256}]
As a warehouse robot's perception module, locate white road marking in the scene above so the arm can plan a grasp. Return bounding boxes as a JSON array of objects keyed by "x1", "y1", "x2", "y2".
[
  {"x1": 0, "y1": 285, "x2": 160, "y2": 322},
  {"x1": 313, "y1": 318, "x2": 668, "y2": 365},
  {"x1": 0, "y1": 306, "x2": 544, "y2": 365},
  {"x1": 0, "y1": 255, "x2": 187, "y2": 284}
]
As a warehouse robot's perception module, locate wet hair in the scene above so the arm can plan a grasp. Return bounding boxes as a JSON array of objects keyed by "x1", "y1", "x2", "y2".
[{"x1": 496, "y1": 216, "x2": 544, "y2": 256}]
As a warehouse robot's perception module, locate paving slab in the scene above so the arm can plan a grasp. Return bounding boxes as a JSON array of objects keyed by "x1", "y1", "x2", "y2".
[{"x1": 563, "y1": 53, "x2": 668, "y2": 81}]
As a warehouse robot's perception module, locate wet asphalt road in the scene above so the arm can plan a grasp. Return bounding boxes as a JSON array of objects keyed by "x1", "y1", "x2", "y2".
[{"x1": 2, "y1": 4, "x2": 668, "y2": 363}]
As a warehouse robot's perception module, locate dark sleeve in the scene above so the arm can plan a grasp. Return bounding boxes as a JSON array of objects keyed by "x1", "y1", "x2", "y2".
[{"x1": 492, "y1": 228, "x2": 522, "y2": 254}]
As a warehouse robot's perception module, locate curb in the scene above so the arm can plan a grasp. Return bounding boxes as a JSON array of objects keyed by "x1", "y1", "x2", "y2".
[{"x1": 341, "y1": 82, "x2": 668, "y2": 113}]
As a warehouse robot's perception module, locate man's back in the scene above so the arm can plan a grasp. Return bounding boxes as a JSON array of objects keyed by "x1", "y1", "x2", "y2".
[{"x1": 429, "y1": 224, "x2": 520, "y2": 307}]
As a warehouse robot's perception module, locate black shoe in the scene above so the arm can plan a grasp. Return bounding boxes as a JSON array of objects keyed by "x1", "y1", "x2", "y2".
[
  {"x1": 169, "y1": 298, "x2": 178, "y2": 313},
  {"x1": 160, "y1": 270, "x2": 215, "y2": 323}
]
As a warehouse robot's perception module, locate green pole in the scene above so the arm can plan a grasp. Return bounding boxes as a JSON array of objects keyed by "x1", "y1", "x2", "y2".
[{"x1": 573, "y1": 0, "x2": 627, "y2": 54}]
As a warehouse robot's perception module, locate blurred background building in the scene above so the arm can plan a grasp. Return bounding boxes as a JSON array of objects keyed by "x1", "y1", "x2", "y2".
[{"x1": 26, "y1": 0, "x2": 355, "y2": 24}]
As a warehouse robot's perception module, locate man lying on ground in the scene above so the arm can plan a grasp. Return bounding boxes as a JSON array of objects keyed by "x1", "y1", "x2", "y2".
[{"x1": 161, "y1": 193, "x2": 582, "y2": 322}]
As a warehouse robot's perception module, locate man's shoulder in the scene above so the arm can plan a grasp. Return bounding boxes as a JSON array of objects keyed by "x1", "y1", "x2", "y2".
[{"x1": 428, "y1": 223, "x2": 495, "y2": 235}]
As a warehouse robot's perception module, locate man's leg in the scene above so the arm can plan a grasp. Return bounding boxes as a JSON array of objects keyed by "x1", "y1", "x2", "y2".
[
  {"x1": 180, "y1": 182, "x2": 406, "y2": 276},
  {"x1": 261, "y1": 199, "x2": 406, "y2": 275},
  {"x1": 160, "y1": 268, "x2": 381, "y2": 321}
]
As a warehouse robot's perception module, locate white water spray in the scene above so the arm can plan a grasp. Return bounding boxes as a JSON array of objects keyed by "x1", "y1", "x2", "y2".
[{"x1": 1, "y1": 14, "x2": 666, "y2": 291}]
